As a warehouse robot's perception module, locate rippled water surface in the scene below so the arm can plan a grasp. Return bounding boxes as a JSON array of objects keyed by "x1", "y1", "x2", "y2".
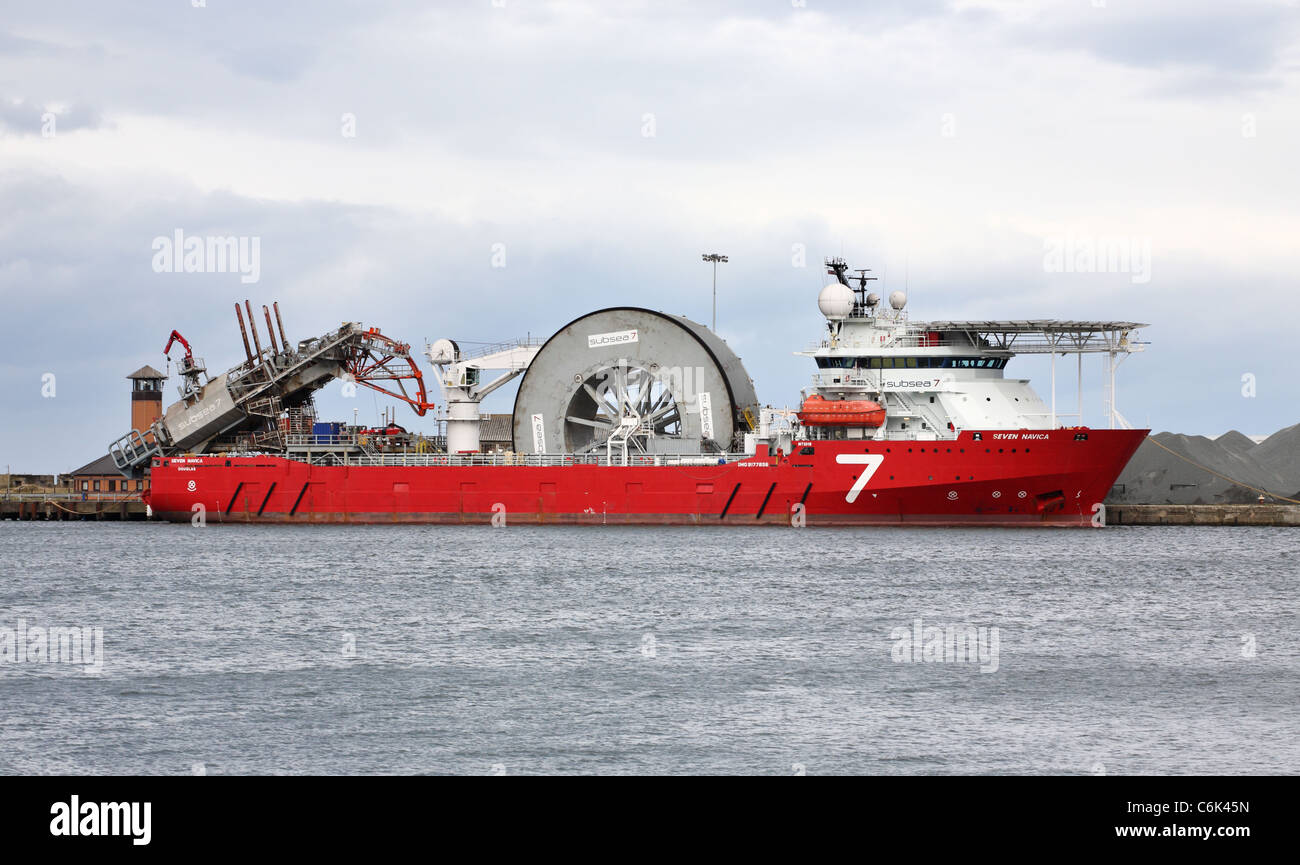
[{"x1": 1, "y1": 521, "x2": 1296, "y2": 774}]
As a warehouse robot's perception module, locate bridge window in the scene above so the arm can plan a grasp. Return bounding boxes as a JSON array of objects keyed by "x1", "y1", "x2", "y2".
[
  {"x1": 816, "y1": 356, "x2": 1008, "y2": 369},
  {"x1": 939, "y1": 357, "x2": 1008, "y2": 369},
  {"x1": 814, "y1": 357, "x2": 857, "y2": 369}
]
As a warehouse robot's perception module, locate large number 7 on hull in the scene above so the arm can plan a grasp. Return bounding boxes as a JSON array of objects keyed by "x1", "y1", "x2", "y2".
[{"x1": 836, "y1": 453, "x2": 886, "y2": 503}]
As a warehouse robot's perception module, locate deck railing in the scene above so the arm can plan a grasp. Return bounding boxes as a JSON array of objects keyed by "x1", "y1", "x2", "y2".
[{"x1": 288, "y1": 451, "x2": 735, "y2": 468}]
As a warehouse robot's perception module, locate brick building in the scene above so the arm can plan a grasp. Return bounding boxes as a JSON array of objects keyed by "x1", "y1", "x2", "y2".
[{"x1": 478, "y1": 414, "x2": 514, "y2": 453}]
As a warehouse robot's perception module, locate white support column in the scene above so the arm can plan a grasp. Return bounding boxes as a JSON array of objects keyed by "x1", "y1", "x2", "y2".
[
  {"x1": 1049, "y1": 339, "x2": 1057, "y2": 429},
  {"x1": 1077, "y1": 351, "x2": 1083, "y2": 427},
  {"x1": 445, "y1": 395, "x2": 482, "y2": 454},
  {"x1": 1107, "y1": 351, "x2": 1116, "y2": 429},
  {"x1": 1109, "y1": 352, "x2": 1132, "y2": 430}
]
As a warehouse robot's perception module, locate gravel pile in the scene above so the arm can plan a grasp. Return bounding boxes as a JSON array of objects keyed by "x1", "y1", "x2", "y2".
[{"x1": 1108, "y1": 422, "x2": 1300, "y2": 504}]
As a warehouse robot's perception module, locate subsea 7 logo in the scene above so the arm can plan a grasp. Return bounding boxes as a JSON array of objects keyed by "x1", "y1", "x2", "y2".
[{"x1": 836, "y1": 454, "x2": 885, "y2": 503}]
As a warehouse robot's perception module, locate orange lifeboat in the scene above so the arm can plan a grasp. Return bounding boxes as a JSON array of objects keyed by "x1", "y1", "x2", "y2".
[{"x1": 797, "y1": 394, "x2": 886, "y2": 427}]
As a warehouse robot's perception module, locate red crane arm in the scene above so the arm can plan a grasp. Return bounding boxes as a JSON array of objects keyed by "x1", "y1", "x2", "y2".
[{"x1": 163, "y1": 330, "x2": 194, "y2": 363}]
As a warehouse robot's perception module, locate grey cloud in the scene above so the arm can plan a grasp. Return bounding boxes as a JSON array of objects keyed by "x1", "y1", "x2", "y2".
[
  {"x1": 0, "y1": 99, "x2": 104, "y2": 134},
  {"x1": 0, "y1": 2, "x2": 965, "y2": 163},
  {"x1": 0, "y1": 31, "x2": 52, "y2": 56},
  {"x1": 1019, "y1": 0, "x2": 1297, "y2": 86}
]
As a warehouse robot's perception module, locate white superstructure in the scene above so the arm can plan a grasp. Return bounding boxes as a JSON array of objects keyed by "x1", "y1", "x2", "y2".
[{"x1": 796, "y1": 258, "x2": 1147, "y2": 441}]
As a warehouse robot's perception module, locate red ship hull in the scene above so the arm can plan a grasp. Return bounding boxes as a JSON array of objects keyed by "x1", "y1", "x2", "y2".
[{"x1": 144, "y1": 429, "x2": 1147, "y2": 527}]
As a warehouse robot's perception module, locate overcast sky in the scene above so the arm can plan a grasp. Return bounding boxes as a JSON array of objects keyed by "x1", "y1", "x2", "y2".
[{"x1": 2, "y1": 0, "x2": 1298, "y2": 473}]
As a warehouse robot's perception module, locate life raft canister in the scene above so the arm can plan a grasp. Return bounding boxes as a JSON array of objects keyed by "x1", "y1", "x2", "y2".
[{"x1": 796, "y1": 394, "x2": 886, "y2": 427}]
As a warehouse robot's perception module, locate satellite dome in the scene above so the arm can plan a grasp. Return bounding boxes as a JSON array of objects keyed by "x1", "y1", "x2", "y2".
[
  {"x1": 889, "y1": 290, "x2": 907, "y2": 311},
  {"x1": 865, "y1": 292, "x2": 880, "y2": 307},
  {"x1": 817, "y1": 282, "x2": 855, "y2": 320}
]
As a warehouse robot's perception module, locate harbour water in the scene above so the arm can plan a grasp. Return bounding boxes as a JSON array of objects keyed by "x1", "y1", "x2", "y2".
[{"x1": 1, "y1": 522, "x2": 1296, "y2": 775}]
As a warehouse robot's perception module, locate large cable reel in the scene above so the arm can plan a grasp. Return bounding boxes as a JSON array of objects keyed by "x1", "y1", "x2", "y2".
[{"x1": 512, "y1": 307, "x2": 759, "y2": 455}]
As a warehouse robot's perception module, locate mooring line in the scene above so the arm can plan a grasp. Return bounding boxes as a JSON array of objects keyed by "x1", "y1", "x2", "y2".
[{"x1": 1142, "y1": 435, "x2": 1300, "y2": 505}]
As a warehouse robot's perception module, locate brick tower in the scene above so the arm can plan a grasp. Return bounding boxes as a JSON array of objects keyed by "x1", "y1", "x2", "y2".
[{"x1": 127, "y1": 365, "x2": 166, "y2": 433}]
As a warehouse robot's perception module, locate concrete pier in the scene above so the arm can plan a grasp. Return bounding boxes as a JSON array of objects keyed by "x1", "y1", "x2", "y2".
[
  {"x1": 0, "y1": 496, "x2": 150, "y2": 521},
  {"x1": 1107, "y1": 504, "x2": 1300, "y2": 526}
]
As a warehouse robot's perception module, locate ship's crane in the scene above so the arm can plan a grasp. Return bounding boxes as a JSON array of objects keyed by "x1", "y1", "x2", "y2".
[
  {"x1": 427, "y1": 338, "x2": 542, "y2": 453},
  {"x1": 163, "y1": 330, "x2": 207, "y2": 401},
  {"x1": 163, "y1": 330, "x2": 192, "y2": 362}
]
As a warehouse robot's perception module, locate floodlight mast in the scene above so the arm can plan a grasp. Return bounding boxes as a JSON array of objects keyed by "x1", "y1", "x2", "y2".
[{"x1": 702, "y1": 253, "x2": 728, "y2": 331}]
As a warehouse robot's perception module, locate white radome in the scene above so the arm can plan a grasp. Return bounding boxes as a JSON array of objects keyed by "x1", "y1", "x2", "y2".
[
  {"x1": 889, "y1": 290, "x2": 907, "y2": 310},
  {"x1": 817, "y1": 282, "x2": 855, "y2": 320}
]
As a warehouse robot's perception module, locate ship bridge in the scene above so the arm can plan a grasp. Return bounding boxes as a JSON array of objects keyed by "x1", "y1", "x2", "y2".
[{"x1": 804, "y1": 270, "x2": 1149, "y2": 439}]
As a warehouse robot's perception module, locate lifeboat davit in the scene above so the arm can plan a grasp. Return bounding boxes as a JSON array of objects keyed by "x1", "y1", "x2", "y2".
[{"x1": 797, "y1": 394, "x2": 886, "y2": 427}]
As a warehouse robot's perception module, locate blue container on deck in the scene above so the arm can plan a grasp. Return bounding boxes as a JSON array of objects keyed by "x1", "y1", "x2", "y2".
[{"x1": 312, "y1": 421, "x2": 343, "y2": 443}]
